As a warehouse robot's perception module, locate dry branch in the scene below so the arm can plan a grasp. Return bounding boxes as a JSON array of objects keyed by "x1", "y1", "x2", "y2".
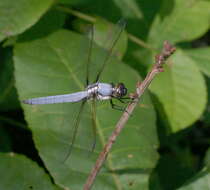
[{"x1": 84, "y1": 41, "x2": 176, "y2": 190}]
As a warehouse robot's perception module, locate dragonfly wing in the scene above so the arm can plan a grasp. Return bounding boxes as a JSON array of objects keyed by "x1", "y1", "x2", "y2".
[
  {"x1": 95, "y1": 18, "x2": 126, "y2": 82},
  {"x1": 23, "y1": 91, "x2": 88, "y2": 105},
  {"x1": 63, "y1": 100, "x2": 86, "y2": 162},
  {"x1": 86, "y1": 24, "x2": 94, "y2": 86}
]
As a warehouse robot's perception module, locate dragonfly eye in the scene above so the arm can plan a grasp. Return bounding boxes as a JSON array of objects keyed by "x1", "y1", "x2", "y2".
[
  {"x1": 115, "y1": 83, "x2": 127, "y2": 97},
  {"x1": 121, "y1": 86, "x2": 127, "y2": 96}
]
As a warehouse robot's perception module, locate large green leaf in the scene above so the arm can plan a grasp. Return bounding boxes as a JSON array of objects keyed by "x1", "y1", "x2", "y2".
[
  {"x1": 0, "y1": 0, "x2": 53, "y2": 42},
  {"x1": 184, "y1": 48, "x2": 210, "y2": 77},
  {"x1": 14, "y1": 29, "x2": 158, "y2": 189},
  {"x1": 0, "y1": 153, "x2": 55, "y2": 190},
  {"x1": 148, "y1": 0, "x2": 210, "y2": 48},
  {"x1": 149, "y1": 49, "x2": 207, "y2": 132},
  {"x1": 3, "y1": 9, "x2": 66, "y2": 47},
  {"x1": 18, "y1": 9, "x2": 66, "y2": 42}
]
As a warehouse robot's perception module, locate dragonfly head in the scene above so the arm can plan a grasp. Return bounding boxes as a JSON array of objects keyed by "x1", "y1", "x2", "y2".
[{"x1": 113, "y1": 83, "x2": 127, "y2": 98}]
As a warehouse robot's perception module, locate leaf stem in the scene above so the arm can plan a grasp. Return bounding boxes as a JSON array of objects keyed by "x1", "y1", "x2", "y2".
[
  {"x1": 55, "y1": 5, "x2": 154, "y2": 51},
  {"x1": 128, "y1": 33, "x2": 156, "y2": 52},
  {"x1": 55, "y1": 5, "x2": 96, "y2": 23},
  {"x1": 83, "y1": 41, "x2": 176, "y2": 190}
]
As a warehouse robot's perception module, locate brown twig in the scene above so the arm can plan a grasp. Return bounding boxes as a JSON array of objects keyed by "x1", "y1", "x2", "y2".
[{"x1": 83, "y1": 41, "x2": 176, "y2": 190}]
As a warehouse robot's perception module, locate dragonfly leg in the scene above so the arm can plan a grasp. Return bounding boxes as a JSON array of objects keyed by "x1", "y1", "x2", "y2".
[
  {"x1": 110, "y1": 99, "x2": 133, "y2": 116},
  {"x1": 116, "y1": 97, "x2": 134, "y2": 104},
  {"x1": 110, "y1": 99, "x2": 130, "y2": 114},
  {"x1": 117, "y1": 98, "x2": 126, "y2": 104},
  {"x1": 110, "y1": 99, "x2": 125, "y2": 111},
  {"x1": 122, "y1": 96, "x2": 138, "y2": 103}
]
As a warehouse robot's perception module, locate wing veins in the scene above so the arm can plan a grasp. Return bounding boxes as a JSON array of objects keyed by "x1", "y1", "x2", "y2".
[
  {"x1": 63, "y1": 100, "x2": 86, "y2": 162},
  {"x1": 86, "y1": 24, "x2": 94, "y2": 86},
  {"x1": 95, "y1": 19, "x2": 126, "y2": 82}
]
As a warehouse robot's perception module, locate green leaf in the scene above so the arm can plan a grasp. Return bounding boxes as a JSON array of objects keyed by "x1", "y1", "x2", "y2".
[
  {"x1": 0, "y1": 153, "x2": 55, "y2": 190},
  {"x1": 149, "y1": 49, "x2": 207, "y2": 132},
  {"x1": 148, "y1": 0, "x2": 210, "y2": 48},
  {"x1": 0, "y1": 0, "x2": 54, "y2": 42},
  {"x1": 178, "y1": 170, "x2": 210, "y2": 190},
  {"x1": 14, "y1": 29, "x2": 158, "y2": 189},
  {"x1": 184, "y1": 48, "x2": 210, "y2": 77},
  {"x1": 3, "y1": 9, "x2": 66, "y2": 47},
  {"x1": 18, "y1": 9, "x2": 66, "y2": 42}
]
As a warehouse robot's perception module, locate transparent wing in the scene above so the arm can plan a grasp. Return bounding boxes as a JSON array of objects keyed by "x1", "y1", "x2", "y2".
[
  {"x1": 63, "y1": 100, "x2": 86, "y2": 162},
  {"x1": 95, "y1": 18, "x2": 126, "y2": 82},
  {"x1": 86, "y1": 24, "x2": 94, "y2": 86},
  {"x1": 22, "y1": 91, "x2": 88, "y2": 104}
]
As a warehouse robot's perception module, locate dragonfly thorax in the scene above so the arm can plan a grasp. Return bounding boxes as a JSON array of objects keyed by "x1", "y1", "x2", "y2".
[
  {"x1": 86, "y1": 83, "x2": 112, "y2": 100},
  {"x1": 86, "y1": 82, "x2": 127, "y2": 100},
  {"x1": 86, "y1": 83, "x2": 100, "y2": 98}
]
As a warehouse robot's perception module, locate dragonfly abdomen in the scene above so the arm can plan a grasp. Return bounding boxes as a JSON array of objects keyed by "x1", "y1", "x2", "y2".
[{"x1": 23, "y1": 91, "x2": 88, "y2": 105}]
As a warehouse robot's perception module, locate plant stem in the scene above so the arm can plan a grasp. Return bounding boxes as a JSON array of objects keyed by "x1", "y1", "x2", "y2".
[
  {"x1": 56, "y1": 5, "x2": 96, "y2": 23},
  {"x1": 83, "y1": 41, "x2": 176, "y2": 190},
  {"x1": 128, "y1": 33, "x2": 156, "y2": 52}
]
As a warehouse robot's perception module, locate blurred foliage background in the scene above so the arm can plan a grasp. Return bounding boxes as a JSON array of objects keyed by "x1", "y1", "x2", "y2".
[{"x1": 0, "y1": 0, "x2": 210, "y2": 189}]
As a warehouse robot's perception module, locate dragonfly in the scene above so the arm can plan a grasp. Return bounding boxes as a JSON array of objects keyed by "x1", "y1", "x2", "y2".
[{"x1": 22, "y1": 19, "x2": 129, "y2": 160}]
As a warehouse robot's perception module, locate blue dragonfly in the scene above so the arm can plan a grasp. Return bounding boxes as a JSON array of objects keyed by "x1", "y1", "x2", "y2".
[{"x1": 23, "y1": 19, "x2": 128, "y2": 160}]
